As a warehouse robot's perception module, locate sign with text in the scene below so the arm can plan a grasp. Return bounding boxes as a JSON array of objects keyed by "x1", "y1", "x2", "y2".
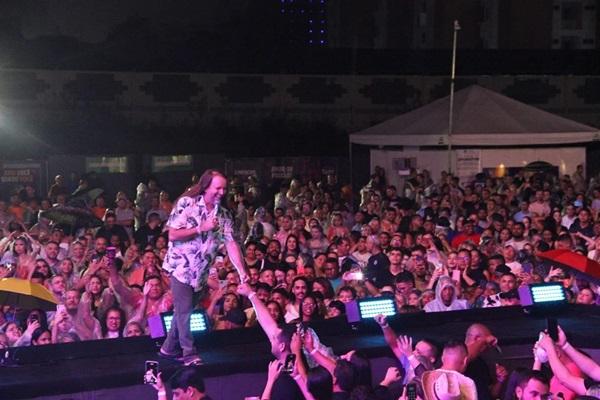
[
  {"x1": 85, "y1": 156, "x2": 129, "y2": 174},
  {"x1": 0, "y1": 161, "x2": 43, "y2": 197},
  {"x1": 271, "y1": 166, "x2": 294, "y2": 179},
  {"x1": 151, "y1": 155, "x2": 193, "y2": 172},
  {"x1": 456, "y1": 149, "x2": 481, "y2": 185}
]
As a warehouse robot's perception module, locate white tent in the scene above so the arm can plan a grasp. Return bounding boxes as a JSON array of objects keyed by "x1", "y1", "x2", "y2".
[
  {"x1": 350, "y1": 85, "x2": 600, "y2": 147},
  {"x1": 349, "y1": 85, "x2": 599, "y2": 188}
]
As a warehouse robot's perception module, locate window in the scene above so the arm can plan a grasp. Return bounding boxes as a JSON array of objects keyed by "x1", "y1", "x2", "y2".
[{"x1": 561, "y1": 2, "x2": 583, "y2": 30}]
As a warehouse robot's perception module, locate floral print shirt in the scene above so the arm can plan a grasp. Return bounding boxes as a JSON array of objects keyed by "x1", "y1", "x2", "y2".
[{"x1": 162, "y1": 195, "x2": 235, "y2": 291}]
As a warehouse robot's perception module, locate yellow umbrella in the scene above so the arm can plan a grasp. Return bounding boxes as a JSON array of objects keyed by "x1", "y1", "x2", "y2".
[{"x1": 0, "y1": 278, "x2": 58, "y2": 311}]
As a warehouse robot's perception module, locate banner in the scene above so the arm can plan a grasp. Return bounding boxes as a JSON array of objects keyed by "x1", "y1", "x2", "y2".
[
  {"x1": 270, "y1": 166, "x2": 294, "y2": 179},
  {"x1": 85, "y1": 156, "x2": 128, "y2": 174},
  {"x1": 0, "y1": 161, "x2": 43, "y2": 197},
  {"x1": 456, "y1": 149, "x2": 481, "y2": 185},
  {"x1": 151, "y1": 155, "x2": 193, "y2": 172}
]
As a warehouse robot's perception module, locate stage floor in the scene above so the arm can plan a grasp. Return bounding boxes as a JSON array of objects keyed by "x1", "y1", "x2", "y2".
[{"x1": 2, "y1": 305, "x2": 600, "y2": 399}]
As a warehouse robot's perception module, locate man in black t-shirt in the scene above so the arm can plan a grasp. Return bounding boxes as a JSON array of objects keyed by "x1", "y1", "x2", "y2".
[
  {"x1": 464, "y1": 323, "x2": 501, "y2": 400},
  {"x1": 364, "y1": 235, "x2": 390, "y2": 291},
  {"x1": 134, "y1": 212, "x2": 163, "y2": 249}
]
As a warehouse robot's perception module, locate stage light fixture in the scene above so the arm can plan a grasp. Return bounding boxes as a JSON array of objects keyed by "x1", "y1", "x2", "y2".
[
  {"x1": 357, "y1": 297, "x2": 397, "y2": 320},
  {"x1": 161, "y1": 310, "x2": 209, "y2": 333},
  {"x1": 519, "y1": 283, "x2": 567, "y2": 308},
  {"x1": 519, "y1": 283, "x2": 568, "y2": 341}
]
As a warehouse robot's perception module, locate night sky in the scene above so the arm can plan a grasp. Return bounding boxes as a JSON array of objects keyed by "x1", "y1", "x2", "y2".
[{"x1": 1, "y1": 1, "x2": 600, "y2": 158}]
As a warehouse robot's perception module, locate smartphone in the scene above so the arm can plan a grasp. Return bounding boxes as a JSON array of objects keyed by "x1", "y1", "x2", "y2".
[
  {"x1": 452, "y1": 269, "x2": 461, "y2": 283},
  {"x1": 547, "y1": 318, "x2": 558, "y2": 341},
  {"x1": 106, "y1": 246, "x2": 116, "y2": 267},
  {"x1": 296, "y1": 322, "x2": 307, "y2": 338},
  {"x1": 144, "y1": 360, "x2": 159, "y2": 385},
  {"x1": 56, "y1": 304, "x2": 66, "y2": 314},
  {"x1": 282, "y1": 353, "x2": 296, "y2": 374},
  {"x1": 406, "y1": 383, "x2": 417, "y2": 400}
]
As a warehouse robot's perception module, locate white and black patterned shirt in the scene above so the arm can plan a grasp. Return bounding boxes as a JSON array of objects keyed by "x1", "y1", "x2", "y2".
[{"x1": 162, "y1": 195, "x2": 235, "y2": 291}]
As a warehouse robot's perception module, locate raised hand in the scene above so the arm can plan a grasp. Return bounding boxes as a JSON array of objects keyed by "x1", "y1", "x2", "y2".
[
  {"x1": 236, "y1": 283, "x2": 253, "y2": 297},
  {"x1": 397, "y1": 335, "x2": 413, "y2": 358},
  {"x1": 374, "y1": 314, "x2": 388, "y2": 327},
  {"x1": 495, "y1": 363, "x2": 508, "y2": 384},
  {"x1": 302, "y1": 329, "x2": 315, "y2": 352},
  {"x1": 536, "y1": 331, "x2": 555, "y2": 351},
  {"x1": 380, "y1": 366, "x2": 402, "y2": 387},
  {"x1": 152, "y1": 371, "x2": 165, "y2": 393},
  {"x1": 25, "y1": 320, "x2": 40, "y2": 336},
  {"x1": 266, "y1": 360, "x2": 283, "y2": 383}
]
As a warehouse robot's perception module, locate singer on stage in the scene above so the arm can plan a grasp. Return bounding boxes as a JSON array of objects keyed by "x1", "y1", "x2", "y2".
[{"x1": 159, "y1": 169, "x2": 247, "y2": 365}]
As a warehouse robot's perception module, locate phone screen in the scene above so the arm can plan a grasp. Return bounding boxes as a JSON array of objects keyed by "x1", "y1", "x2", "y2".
[
  {"x1": 406, "y1": 383, "x2": 417, "y2": 400},
  {"x1": 144, "y1": 360, "x2": 159, "y2": 385},
  {"x1": 106, "y1": 246, "x2": 117, "y2": 268},
  {"x1": 283, "y1": 353, "x2": 296, "y2": 374},
  {"x1": 452, "y1": 269, "x2": 461, "y2": 283},
  {"x1": 547, "y1": 318, "x2": 558, "y2": 341}
]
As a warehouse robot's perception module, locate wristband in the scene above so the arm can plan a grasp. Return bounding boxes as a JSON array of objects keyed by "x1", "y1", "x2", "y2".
[
  {"x1": 248, "y1": 291, "x2": 257, "y2": 300},
  {"x1": 157, "y1": 391, "x2": 166, "y2": 396},
  {"x1": 292, "y1": 374, "x2": 302, "y2": 381},
  {"x1": 562, "y1": 342, "x2": 571, "y2": 351},
  {"x1": 380, "y1": 323, "x2": 390, "y2": 329},
  {"x1": 310, "y1": 348, "x2": 319, "y2": 355}
]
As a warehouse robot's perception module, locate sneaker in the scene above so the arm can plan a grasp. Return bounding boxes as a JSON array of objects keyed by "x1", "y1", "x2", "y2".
[
  {"x1": 158, "y1": 348, "x2": 182, "y2": 360},
  {"x1": 180, "y1": 354, "x2": 203, "y2": 366}
]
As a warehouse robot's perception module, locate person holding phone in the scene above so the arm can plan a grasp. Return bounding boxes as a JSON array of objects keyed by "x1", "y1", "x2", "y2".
[
  {"x1": 159, "y1": 169, "x2": 247, "y2": 366},
  {"x1": 150, "y1": 365, "x2": 212, "y2": 400}
]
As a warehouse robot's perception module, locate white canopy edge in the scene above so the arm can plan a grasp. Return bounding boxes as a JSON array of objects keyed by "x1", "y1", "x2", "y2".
[{"x1": 349, "y1": 132, "x2": 599, "y2": 146}]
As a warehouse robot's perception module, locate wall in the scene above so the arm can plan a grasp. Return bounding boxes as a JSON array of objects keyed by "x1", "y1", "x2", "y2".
[
  {"x1": 2, "y1": 70, "x2": 600, "y2": 135},
  {"x1": 371, "y1": 147, "x2": 586, "y2": 189}
]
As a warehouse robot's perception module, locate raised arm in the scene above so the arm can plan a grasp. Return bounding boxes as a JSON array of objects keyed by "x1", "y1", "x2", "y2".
[
  {"x1": 237, "y1": 283, "x2": 281, "y2": 342},
  {"x1": 225, "y1": 240, "x2": 247, "y2": 282},
  {"x1": 302, "y1": 328, "x2": 336, "y2": 375},
  {"x1": 538, "y1": 333, "x2": 586, "y2": 395},
  {"x1": 374, "y1": 314, "x2": 403, "y2": 360},
  {"x1": 557, "y1": 325, "x2": 600, "y2": 381}
]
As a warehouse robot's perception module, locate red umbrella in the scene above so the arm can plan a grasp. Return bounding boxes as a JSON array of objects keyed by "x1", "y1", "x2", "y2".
[{"x1": 538, "y1": 249, "x2": 600, "y2": 280}]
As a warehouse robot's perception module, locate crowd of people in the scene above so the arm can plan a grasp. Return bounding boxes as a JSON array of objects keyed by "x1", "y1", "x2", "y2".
[{"x1": 1, "y1": 163, "x2": 600, "y2": 399}]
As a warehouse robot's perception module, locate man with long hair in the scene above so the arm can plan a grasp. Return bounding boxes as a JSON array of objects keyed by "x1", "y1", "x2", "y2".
[{"x1": 159, "y1": 169, "x2": 247, "y2": 365}]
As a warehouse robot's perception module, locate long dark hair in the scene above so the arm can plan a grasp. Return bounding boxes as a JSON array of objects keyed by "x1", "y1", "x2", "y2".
[
  {"x1": 101, "y1": 306, "x2": 126, "y2": 338},
  {"x1": 177, "y1": 169, "x2": 225, "y2": 202}
]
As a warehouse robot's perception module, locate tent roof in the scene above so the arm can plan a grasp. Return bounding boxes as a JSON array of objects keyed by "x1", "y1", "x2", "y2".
[{"x1": 350, "y1": 85, "x2": 600, "y2": 146}]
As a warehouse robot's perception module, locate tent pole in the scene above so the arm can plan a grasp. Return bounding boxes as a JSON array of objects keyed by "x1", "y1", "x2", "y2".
[
  {"x1": 448, "y1": 20, "x2": 461, "y2": 175},
  {"x1": 349, "y1": 139, "x2": 354, "y2": 210}
]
